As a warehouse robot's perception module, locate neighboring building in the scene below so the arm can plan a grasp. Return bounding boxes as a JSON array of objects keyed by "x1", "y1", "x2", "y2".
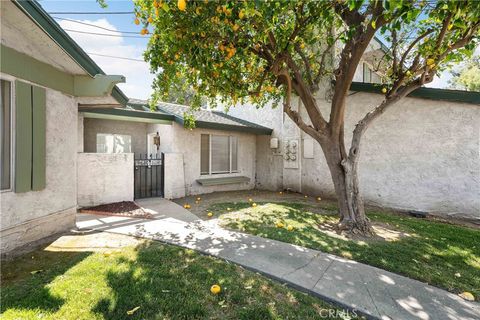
[
  {"x1": 79, "y1": 100, "x2": 272, "y2": 202},
  {"x1": 227, "y1": 83, "x2": 480, "y2": 221},
  {"x1": 0, "y1": 0, "x2": 128, "y2": 255}
]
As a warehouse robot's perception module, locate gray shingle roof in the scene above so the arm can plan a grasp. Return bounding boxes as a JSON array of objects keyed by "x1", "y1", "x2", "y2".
[{"x1": 127, "y1": 99, "x2": 273, "y2": 135}]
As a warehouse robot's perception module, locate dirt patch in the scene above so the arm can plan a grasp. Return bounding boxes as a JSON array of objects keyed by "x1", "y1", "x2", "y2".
[
  {"x1": 314, "y1": 220, "x2": 411, "y2": 242},
  {"x1": 174, "y1": 190, "x2": 337, "y2": 217},
  {"x1": 45, "y1": 231, "x2": 145, "y2": 252},
  {"x1": 80, "y1": 201, "x2": 153, "y2": 219},
  {"x1": 177, "y1": 190, "x2": 479, "y2": 231}
]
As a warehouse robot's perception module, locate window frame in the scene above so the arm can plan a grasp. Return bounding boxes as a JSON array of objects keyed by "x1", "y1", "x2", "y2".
[
  {"x1": 96, "y1": 133, "x2": 132, "y2": 154},
  {"x1": 1, "y1": 74, "x2": 15, "y2": 193},
  {"x1": 200, "y1": 133, "x2": 239, "y2": 176},
  {"x1": 363, "y1": 62, "x2": 372, "y2": 83}
]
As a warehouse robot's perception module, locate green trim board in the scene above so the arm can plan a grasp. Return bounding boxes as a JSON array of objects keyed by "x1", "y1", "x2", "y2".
[
  {"x1": 1, "y1": 45, "x2": 74, "y2": 95},
  {"x1": 74, "y1": 75, "x2": 125, "y2": 97},
  {"x1": 81, "y1": 107, "x2": 174, "y2": 124},
  {"x1": 32, "y1": 85, "x2": 46, "y2": 191},
  {"x1": 350, "y1": 82, "x2": 480, "y2": 105},
  {"x1": 15, "y1": 81, "x2": 33, "y2": 193},
  {"x1": 111, "y1": 86, "x2": 129, "y2": 106},
  {"x1": 196, "y1": 176, "x2": 250, "y2": 186},
  {"x1": 12, "y1": 0, "x2": 128, "y2": 106},
  {"x1": 1, "y1": 45, "x2": 125, "y2": 99},
  {"x1": 194, "y1": 120, "x2": 273, "y2": 135},
  {"x1": 14, "y1": 80, "x2": 47, "y2": 193}
]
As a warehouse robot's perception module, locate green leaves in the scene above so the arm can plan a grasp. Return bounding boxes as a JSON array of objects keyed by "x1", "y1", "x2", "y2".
[{"x1": 133, "y1": 0, "x2": 480, "y2": 112}]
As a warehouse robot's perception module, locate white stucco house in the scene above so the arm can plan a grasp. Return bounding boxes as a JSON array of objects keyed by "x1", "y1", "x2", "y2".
[
  {"x1": 1, "y1": 0, "x2": 479, "y2": 257},
  {"x1": 0, "y1": 0, "x2": 133, "y2": 255}
]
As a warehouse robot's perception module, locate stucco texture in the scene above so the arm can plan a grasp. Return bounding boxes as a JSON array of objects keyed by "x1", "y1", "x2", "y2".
[
  {"x1": 83, "y1": 118, "x2": 147, "y2": 155},
  {"x1": 77, "y1": 153, "x2": 134, "y2": 207},
  {"x1": 228, "y1": 92, "x2": 480, "y2": 220},
  {"x1": 149, "y1": 122, "x2": 257, "y2": 197},
  {"x1": 1, "y1": 88, "x2": 78, "y2": 230}
]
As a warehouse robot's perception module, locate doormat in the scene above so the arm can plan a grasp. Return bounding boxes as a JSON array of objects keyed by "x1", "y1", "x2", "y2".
[{"x1": 80, "y1": 201, "x2": 153, "y2": 219}]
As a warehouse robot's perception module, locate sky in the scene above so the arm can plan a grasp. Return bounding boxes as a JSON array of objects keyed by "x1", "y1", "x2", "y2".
[
  {"x1": 38, "y1": 0, "x2": 468, "y2": 100},
  {"x1": 39, "y1": 0, "x2": 154, "y2": 99}
]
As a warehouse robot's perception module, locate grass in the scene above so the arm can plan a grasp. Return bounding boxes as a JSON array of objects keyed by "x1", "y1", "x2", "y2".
[
  {"x1": 208, "y1": 201, "x2": 480, "y2": 301},
  {"x1": 1, "y1": 241, "x2": 355, "y2": 320}
]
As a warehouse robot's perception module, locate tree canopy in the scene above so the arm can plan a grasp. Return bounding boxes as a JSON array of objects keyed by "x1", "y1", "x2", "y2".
[
  {"x1": 133, "y1": 0, "x2": 480, "y2": 112},
  {"x1": 132, "y1": 0, "x2": 480, "y2": 234},
  {"x1": 449, "y1": 56, "x2": 480, "y2": 91}
]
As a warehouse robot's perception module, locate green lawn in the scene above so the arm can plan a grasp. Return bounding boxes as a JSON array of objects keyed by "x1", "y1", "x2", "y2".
[
  {"x1": 1, "y1": 241, "x2": 354, "y2": 320},
  {"x1": 207, "y1": 201, "x2": 480, "y2": 301}
]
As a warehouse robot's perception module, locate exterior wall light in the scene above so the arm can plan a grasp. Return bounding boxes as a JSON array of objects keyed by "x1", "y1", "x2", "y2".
[{"x1": 153, "y1": 131, "x2": 161, "y2": 150}]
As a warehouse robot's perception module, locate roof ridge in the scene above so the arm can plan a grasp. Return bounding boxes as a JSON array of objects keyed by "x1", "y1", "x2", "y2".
[{"x1": 212, "y1": 110, "x2": 272, "y2": 130}]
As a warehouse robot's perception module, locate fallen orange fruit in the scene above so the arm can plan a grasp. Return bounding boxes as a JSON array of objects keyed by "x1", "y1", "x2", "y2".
[
  {"x1": 207, "y1": 212, "x2": 213, "y2": 217},
  {"x1": 252, "y1": 203, "x2": 257, "y2": 207},
  {"x1": 458, "y1": 292, "x2": 475, "y2": 301},
  {"x1": 287, "y1": 225, "x2": 294, "y2": 231},
  {"x1": 210, "y1": 284, "x2": 221, "y2": 294},
  {"x1": 178, "y1": 0, "x2": 186, "y2": 11}
]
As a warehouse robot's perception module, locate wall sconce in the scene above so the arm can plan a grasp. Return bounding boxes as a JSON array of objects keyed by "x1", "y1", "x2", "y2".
[{"x1": 153, "y1": 131, "x2": 160, "y2": 150}]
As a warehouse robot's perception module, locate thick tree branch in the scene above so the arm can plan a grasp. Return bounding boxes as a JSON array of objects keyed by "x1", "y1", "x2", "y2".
[
  {"x1": 285, "y1": 56, "x2": 328, "y2": 133},
  {"x1": 277, "y1": 67, "x2": 320, "y2": 139}
]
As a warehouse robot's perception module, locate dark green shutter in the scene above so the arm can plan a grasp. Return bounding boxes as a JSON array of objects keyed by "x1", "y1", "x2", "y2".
[
  {"x1": 32, "y1": 86, "x2": 46, "y2": 190},
  {"x1": 14, "y1": 81, "x2": 46, "y2": 192},
  {"x1": 15, "y1": 80, "x2": 33, "y2": 193}
]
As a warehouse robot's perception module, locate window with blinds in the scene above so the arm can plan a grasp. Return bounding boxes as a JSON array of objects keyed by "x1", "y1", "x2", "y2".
[{"x1": 200, "y1": 134, "x2": 238, "y2": 175}]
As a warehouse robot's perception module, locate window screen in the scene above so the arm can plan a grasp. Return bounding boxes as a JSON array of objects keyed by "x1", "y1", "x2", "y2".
[
  {"x1": 200, "y1": 134, "x2": 210, "y2": 174},
  {"x1": 200, "y1": 134, "x2": 238, "y2": 175},
  {"x1": 231, "y1": 136, "x2": 238, "y2": 172},
  {"x1": 363, "y1": 63, "x2": 372, "y2": 83},
  {"x1": 211, "y1": 135, "x2": 230, "y2": 173}
]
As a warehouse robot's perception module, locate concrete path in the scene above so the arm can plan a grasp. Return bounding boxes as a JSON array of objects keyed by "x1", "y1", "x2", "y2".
[{"x1": 76, "y1": 198, "x2": 480, "y2": 320}]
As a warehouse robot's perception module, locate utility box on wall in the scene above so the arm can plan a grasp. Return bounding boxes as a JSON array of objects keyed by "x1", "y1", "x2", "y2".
[{"x1": 303, "y1": 139, "x2": 314, "y2": 159}]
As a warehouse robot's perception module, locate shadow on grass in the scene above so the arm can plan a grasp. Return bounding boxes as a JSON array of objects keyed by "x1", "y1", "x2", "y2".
[
  {"x1": 92, "y1": 242, "x2": 341, "y2": 320},
  {"x1": 1, "y1": 249, "x2": 92, "y2": 314},
  {"x1": 213, "y1": 201, "x2": 480, "y2": 300}
]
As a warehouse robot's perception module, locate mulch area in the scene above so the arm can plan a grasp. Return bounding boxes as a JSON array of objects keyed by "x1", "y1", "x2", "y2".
[{"x1": 79, "y1": 201, "x2": 153, "y2": 219}]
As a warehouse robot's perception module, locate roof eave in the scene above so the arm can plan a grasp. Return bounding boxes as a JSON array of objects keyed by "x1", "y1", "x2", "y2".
[
  {"x1": 350, "y1": 82, "x2": 480, "y2": 105},
  {"x1": 194, "y1": 120, "x2": 273, "y2": 135},
  {"x1": 79, "y1": 107, "x2": 175, "y2": 122},
  {"x1": 13, "y1": 0, "x2": 128, "y2": 106}
]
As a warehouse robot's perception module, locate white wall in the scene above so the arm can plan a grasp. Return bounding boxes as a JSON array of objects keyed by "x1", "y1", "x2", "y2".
[
  {"x1": 77, "y1": 153, "x2": 134, "y2": 207},
  {"x1": 0, "y1": 83, "x2": 78, "y2": 253},
  {"x1": 228, "y1": 91, "x2": 480, "y2": 220},
  {"x1": 83, "y1": 118, "x2": 148, "y2": 155},
  {"x1": 149, "y1": 122, "x2": 257, "y2": 198}
]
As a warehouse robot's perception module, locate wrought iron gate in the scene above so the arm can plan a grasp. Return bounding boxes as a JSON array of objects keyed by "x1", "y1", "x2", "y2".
[{"x1": 134, "y1": 153, "x2": 164, "y2": 199}]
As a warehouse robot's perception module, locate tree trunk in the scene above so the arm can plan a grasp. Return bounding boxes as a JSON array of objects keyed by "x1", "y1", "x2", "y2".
[{"x1": 319, "y1": 137, "x2": 374, "y2": 236}]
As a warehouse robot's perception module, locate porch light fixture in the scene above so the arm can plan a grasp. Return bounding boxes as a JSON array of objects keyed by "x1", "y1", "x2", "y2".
[{"x1": 153, "y1": 131, "x2": 160, "y2": 150}]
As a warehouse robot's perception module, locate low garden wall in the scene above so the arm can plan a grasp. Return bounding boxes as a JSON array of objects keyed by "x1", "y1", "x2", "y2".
[{"x1": 77, "y1": 153, "x2": 134, "y2": 207}]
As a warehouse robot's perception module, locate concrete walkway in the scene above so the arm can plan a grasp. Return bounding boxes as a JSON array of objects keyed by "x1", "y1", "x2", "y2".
[{"x1": 76, "y1": 198, "x2": 480, "y2": 320}]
